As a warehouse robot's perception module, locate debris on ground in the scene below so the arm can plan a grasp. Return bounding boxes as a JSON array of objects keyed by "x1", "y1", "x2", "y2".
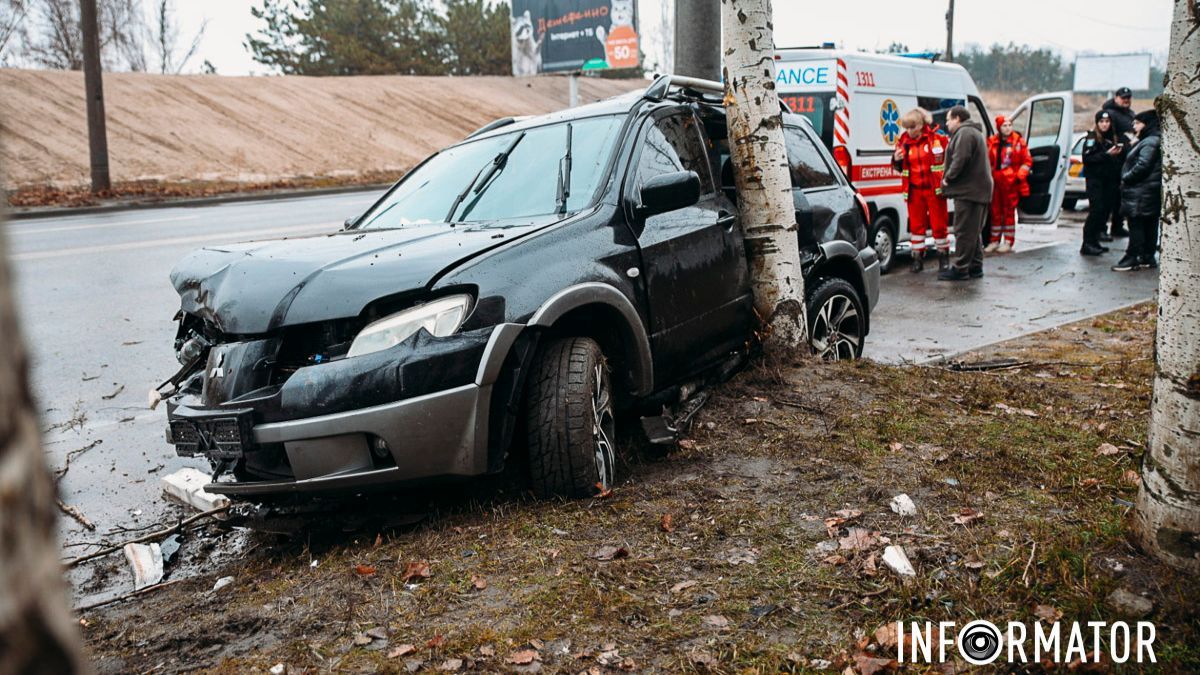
[
  {"x1": 160, "y1": 467, "x2": 231, "y2": 512},
  {"x1": 123, "y1": 543, "x2": 164, "y2": 590},
  {"x1": 1106, "y1": 588, "x2": 1154, "y2": 619},
  {"x1": 212, "y1": 576, "x2": 234, "y2": 593},
  {"x1": 881, "y1": 545, "x2": 916, "y2": 577},
  {"x1": 57, "y1": 499, "x2": 96, "y2": 530},
  {"x1": 889, "y1": 494, "x2": 917, "y2": 516}
]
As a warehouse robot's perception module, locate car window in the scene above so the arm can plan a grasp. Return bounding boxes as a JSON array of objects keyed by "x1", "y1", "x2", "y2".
[
  {"x1": 783, "y1": 125, "x2": 838, "y2": 189},
  {"x1": 918, "y1": 96, "x2": 965, "y2": 136},
  {"x1": 1027, "y1": 98, "x2": 1064, "y2": 149},
  {"x1": 1072, "y1": 135, "x2": 1086, "y2": 155},
  {"x1": 636, "y1": 112, "x2": 714, "y2": 195},
  {"x1": 968, "y1": 98, "x2": 991, "y2": 135},
  {"x1": 357, "y1": 115, "x2": 624, "y2": 228}
]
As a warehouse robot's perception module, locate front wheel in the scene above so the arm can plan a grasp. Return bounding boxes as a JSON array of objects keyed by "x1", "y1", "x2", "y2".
[
  {"x1": 806, "y1": 277, "x2": 867, "y2": 361},
  {"x1": 524, "y1": 337, "x2": 616, "y2": 498}
]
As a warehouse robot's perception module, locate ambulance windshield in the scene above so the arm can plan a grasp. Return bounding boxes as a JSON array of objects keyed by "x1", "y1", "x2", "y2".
[{"x1": 779, "y1": 93, "x2": 831, "y2": 143}]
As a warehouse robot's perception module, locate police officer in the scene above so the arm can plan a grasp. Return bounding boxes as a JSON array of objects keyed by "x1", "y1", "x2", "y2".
[
  {"x1": 1080, "y1": 110, "x2": 1125, "y2": 255},
  {"x1": 1101, "y1": 87, "x2": 1136, "y2": 238}
]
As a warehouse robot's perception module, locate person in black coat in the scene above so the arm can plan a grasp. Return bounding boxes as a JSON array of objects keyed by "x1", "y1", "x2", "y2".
[
  {"x1": 1101, "y1": 87, "x2": 1136, "y2": 239},
  {"x1": 1080, "y1": 110, "x2": 1126, "y2": 255},
  {"x1": 1112, "y1": 109, "x2": 1162, "y2": 272}
]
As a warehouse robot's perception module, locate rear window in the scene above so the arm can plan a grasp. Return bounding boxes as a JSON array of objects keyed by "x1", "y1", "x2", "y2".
[{"x1": 780, "y1": 93, "x2": 830, "y2": 141}]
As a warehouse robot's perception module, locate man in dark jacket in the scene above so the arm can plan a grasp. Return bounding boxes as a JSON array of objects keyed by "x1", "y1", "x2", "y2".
[
  {"x1": 1101, "y1": 87, "x2": 1136, "y2": 238},
  {"x1": 1112, "y1": 109, "x2": 1162, "y2": 272},
  {"x1": 938, "y1": 106, "x2": 993, "y2": 281}
]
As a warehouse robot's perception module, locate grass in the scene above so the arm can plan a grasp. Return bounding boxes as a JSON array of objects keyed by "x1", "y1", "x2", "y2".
[{"x1": 79, "y1": 302, "x2": 1199, "y2": 673}]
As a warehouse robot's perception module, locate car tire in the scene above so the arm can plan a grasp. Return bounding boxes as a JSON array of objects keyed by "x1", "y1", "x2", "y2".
[
  {"x1": 806, "y1": 277, "x2": 866, "y2": 361},
  {"x1": 524, "y1": 337, "x2": 616, "y2": 498},
  {"x1": 1063, "y1": 197, "x2": 1078, "y2": 211},
  {"x1": 871, "y1": 215, "x2": 897, "y2": 274}
]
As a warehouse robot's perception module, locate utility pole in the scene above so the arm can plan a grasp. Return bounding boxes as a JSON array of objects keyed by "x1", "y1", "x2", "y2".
[
  {"x1": 674, "y1": 0, "x2": 720, "y2": 80},
  {"x1": 80, "y1": 0, "x2": 111, "y2": 193},
  {"x1": 944, "y1": 0, "x2": 955, "y2": 63}
]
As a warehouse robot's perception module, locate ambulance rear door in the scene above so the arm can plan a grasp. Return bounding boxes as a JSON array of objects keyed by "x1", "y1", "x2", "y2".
[{"x1": 1008, "y1": 91, "x2": 1074, "y2": 224}]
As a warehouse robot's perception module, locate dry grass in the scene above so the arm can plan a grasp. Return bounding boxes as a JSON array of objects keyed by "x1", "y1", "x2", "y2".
[{"x1": 80, "y1": 302, "x2": 1199, "y2": 672}]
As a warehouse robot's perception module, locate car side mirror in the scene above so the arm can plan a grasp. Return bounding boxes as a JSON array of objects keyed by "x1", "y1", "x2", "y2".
[{"x1": 637, "y1": 171, "x2": 701, "y2": 219}]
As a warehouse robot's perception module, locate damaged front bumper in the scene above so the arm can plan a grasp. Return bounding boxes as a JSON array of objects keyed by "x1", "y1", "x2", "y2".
[{"x1": 165, "y1": 324, "x2": 523, "y2": 497}]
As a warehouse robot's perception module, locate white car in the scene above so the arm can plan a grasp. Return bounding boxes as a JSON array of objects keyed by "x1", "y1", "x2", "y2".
[{"x1": 1063, "y1": 132, "x2": 1086, "y2": 210}]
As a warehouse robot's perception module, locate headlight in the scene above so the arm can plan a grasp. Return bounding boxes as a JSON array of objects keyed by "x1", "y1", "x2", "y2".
[{"x1": 347, "y1": 294, "x2": 472, "y2": 358}]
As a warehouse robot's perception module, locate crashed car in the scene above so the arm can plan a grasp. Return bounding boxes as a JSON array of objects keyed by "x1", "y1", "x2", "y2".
[{"x1": 160, "y1": 75, "x2": 880, "y2": 499}]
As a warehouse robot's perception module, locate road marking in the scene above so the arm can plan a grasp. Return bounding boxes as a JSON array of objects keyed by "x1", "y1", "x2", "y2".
[
  {"x1": 11, "y1": 222, "x2": 339, "y2": 262},
  {"x1": 4, "y1": 214, "x2": 200, "y2": 236}
]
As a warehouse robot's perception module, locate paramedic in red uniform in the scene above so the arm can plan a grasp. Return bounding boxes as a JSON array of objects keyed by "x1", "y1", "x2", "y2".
[
  {"x1": 985, "y1": 115, "x2": 1032, "y2": 253},
  {"x1": 892, "y1": 108, "x2": 950, "y2": 273}
]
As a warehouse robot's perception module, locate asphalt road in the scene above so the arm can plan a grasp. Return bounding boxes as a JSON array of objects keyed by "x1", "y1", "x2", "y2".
[{"x1": 5, "y1": 193, "x2": 1158, "y2": 565}]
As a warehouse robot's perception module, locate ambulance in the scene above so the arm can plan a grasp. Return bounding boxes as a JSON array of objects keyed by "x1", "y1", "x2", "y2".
[{"x1": 774, "y1": 48, "x2": 1073, "y2": 272}]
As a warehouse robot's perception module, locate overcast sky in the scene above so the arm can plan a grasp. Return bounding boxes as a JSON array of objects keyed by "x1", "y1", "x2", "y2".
[{"x1": 179, "y1": 0, "x2": 1174, "y2": 76}]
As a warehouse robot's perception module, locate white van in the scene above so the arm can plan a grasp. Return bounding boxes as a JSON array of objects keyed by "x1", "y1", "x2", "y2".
[{"x1": 773, "y1": 48, "x2": 1073, "y2": 272}]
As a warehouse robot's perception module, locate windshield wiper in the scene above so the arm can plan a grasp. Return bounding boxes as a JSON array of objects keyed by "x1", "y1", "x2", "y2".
[
  {"x1": 556, "y1": 123, "x2": 573, "y2": 215},
  {"x1": 445, "y1": 131, "x2": 526, "y2": 223}
]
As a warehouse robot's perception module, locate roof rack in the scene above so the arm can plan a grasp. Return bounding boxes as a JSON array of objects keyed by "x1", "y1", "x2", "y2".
[
  {"x1": 642, "y1": 74, "x2": 792, "y2": 115},
  {"x1": 466, "y1": 116, "x2": 522, "y2": 139}
]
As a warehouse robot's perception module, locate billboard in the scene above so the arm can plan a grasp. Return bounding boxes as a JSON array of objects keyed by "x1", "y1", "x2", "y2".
[
  {"x1": 1073, "y1": 54, "x2": 1152, "y2": 92},
  {"x1": 510, "y1": 0, "x2": 639, "y2": 76}
]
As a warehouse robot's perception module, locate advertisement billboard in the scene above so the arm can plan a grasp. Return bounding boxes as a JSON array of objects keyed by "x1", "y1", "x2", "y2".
[
  {"x1": 510, "y1": 0, "x2": 639, "y2": 76},
  {"x1": 1073, "y1": 54, "x2": 1151, "y2": 92}
]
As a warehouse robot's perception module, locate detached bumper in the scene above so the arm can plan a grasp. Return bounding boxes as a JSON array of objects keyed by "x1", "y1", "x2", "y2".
[{"x1": 166, "y1": 324, "x2": 523, "y2": 497}]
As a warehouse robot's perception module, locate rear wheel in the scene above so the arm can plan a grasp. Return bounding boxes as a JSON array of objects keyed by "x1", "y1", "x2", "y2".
[
  {"x1": 524, "y1": 337, "x2": 616, "y2": 498},
  {"x1": 871, "y1": 214, "x2": 897, "y2": 274},
  {"x1": 806, "y1": 277, "x2": 866, "y2": 361}
]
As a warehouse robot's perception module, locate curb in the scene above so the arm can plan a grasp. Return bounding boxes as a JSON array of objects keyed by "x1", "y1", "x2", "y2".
[{"x1": 5, "y1": 183, "x2": 391, "y2": 221}]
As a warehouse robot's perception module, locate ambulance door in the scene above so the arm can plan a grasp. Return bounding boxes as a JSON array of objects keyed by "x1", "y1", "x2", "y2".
[{"x1": 1008, "y1": 91, "x2": 1073, "y2": 224}]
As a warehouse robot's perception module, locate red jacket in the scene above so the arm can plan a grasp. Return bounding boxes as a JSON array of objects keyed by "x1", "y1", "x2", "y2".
[
  {"x1": 987, "y1": 132, "x2": 1033, "y2": 195},
  {"x1": 892, "y1": 126, "x2": 948, "y2": 200}
]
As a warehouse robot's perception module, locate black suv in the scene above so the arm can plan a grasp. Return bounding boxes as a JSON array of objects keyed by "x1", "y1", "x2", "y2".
[{"x1": 160, "y1": 76, "x2": 880, "y2": 499}]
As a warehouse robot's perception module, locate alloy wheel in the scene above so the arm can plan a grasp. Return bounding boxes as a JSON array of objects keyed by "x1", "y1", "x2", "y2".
[
  {"x1": 810, "y1": 293, "x2": 863, "y2": 361},
  {"x1": 592, "y1": 361, "x2": 616, "y2": 490}
]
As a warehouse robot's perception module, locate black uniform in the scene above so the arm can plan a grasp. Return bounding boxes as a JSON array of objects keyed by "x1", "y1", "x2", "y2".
[
  {"x1": 1080, "y1": 123, "x2": 1124, "y2": 251},
  {"x1": 1101, "y1": 97, "x2": 1136, "y2": 235},
  {"x1": 1118, "y1": 121, "x2": 1162, "y2": 265}
]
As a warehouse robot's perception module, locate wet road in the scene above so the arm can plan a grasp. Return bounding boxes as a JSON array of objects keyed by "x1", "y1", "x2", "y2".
[
  {"x1": 862, "y1": 215, "x2": 1158, "y2": 363},
  {"x1": 6, "y1": 195, "x2": 1157, "y2": 560}
]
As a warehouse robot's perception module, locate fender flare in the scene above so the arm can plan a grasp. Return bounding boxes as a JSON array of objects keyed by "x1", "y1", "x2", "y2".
[
  {"x1": 527, "y1": 282, "x2": 654, "y2": 396},
  {"x1": 818, "y1": 239, "x2": 863, "y2": 265}
]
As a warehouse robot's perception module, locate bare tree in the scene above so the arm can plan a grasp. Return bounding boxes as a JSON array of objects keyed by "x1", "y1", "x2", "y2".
[
  {"x1": 0, "y1": 192, "x2": 89, "y2": 671},
  {"x1": 21, "y1": 0, "x2": 144, "y2": 71},
  {"x1": 1132, "y1": 0, "x2": 1200, "y2": 573},
  {"x1": 0, "y1": 0, "x2": 27, "y2": 63},
  {"x1": 147, "y1": 0, "x2": 206, "y2": 74},
  {"x1": 721, "y1": 0, "x2": 807, "y2": 349}
]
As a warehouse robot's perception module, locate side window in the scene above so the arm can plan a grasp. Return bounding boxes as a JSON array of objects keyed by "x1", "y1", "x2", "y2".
[
  {"x1": 1028, "y1": 98, "x2": 1064, "y2": 149},
  {"x1": 918, "y1": 96, "x2": 965, "y2": 135},
  {"x1": 783, "y1": 126, "x2": 838, "y2": 189},
  {"x1": 636, "y1": 112, "x2": 714, "y2": 195},
  {"x1": 968, "y1": 97, "x2": 991, "y2": 135}
]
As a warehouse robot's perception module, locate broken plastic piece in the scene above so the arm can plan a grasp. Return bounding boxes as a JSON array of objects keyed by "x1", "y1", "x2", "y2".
[
  {"x1": 161, "y1": 468, "x2": 231, "y2": 512},
  {"x1": 640, "y1": 415, "x2": 677, "y2": 445},
  {"x1": 882, "y1": 545, "x2": 916, "y2": 577},
  {"x1": 889, "y1": 494, "x2": 917, "y2": 517},
  {"x1": 124, "y1": 543, "x2": 164, "y2": 590}
]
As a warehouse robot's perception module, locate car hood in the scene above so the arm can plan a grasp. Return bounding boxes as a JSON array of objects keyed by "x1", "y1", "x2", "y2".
[{"x1": 171, "y1": 218, "x2": 555, "y2": 334}]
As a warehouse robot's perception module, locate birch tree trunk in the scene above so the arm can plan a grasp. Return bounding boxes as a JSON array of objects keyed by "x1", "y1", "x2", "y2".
[
  {"x1": 1132, "y1": 0, "x2": 1200, "y2": 573},
  {"x1": 0, "y1": 201, "x2": 87, "y2": 669},
  {"x1": 721, "y1": 0, "x2": 806, "y2": 349}
]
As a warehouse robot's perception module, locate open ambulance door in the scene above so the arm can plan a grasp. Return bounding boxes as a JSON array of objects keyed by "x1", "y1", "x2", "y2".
[{"x1": 1008, "y1": 91, "x2": 1073, "y2": 224}]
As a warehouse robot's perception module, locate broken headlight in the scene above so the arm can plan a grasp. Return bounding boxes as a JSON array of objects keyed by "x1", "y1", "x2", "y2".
[{"x1": 347, "y1": 294, "x2": 472, "y2": 358}]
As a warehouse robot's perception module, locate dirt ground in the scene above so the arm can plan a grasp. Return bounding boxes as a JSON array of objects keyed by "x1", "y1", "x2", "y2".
[
  {"x1": 71, "y1": 301, "x2": 1199, "y2": 673},
  {"x1": 0, "y1": 70, "x2": 641, "y2": 202}
]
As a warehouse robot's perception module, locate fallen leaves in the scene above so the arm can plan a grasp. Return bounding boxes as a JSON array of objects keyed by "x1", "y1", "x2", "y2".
[
  {"x1": 387, "y1": 644, "x2": 417, "y2": 658},
  {"x1": 701, "y1": 614, "x2": 730, "y2": 629},
  {"x1": 1121, "y1": 470, "x2": 1141, "y2": 486},
  {"x1": 591, "y1": 545, "x2": 629, "y2": 561},
  {"x1": 670, "y1": 580, "x2": 698, "y2": 594},
  {"x1": 507, "y1": 649, "x2": 541, "y2": 665},
  {"x1": 659, "y1": 513, "x2": 674, "y2": 532},
  {"x1": 838, "y1": 528, "x2": 880, "y2": 552},
  {"x1": 400, "y1": 561, "x2": 431, "y2": 583},
  {"x1": 426, "y1": 635, "x2": 446, "y2": 649},
  {"x1": 354, "y1": 564, "x2": 377, "y2": 578},
  {"x1": 594, "y1": 482, "x2": 614, "y2": 499},
  {"x1": 1096, "y1": 442, "x2": 1123, "y2": 456},
  {"x1": 952, "y1": 508, "x2": 983, "y2": 526},
  {"x1": 470, "y1": 574, "x2": 488, "y2": 591},
  {"x1": 1033, "y1": 604, "x2": 1063, "y2": 622}
]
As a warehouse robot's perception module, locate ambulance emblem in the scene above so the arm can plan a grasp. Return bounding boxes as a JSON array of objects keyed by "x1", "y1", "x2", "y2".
[{"x1": 880, "y1": 99, "x2": 900, "y2": 144}]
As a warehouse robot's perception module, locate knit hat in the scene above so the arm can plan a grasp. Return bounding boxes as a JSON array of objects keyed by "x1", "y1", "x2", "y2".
[
  {"x1": 995, "y1": 115, "x2": 1008, "y2": 130},
  {"x1": 1133, "y1": 109, "x2": 1158, "y2": 125},
  {"x1": 1095, "y1": 110, "x2": 1111, "y2": 123}
]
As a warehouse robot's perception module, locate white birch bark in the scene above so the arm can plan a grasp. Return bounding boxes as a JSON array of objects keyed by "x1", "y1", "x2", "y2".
[
  {"x1": 720, "y1": 0, "x2": 807, "y2": 349},
  {"x1": 0, "y1": 191, "x2": 88, "y2": 670},
  {"x1": 1132, "y1": 0, "x2": 1200, "y2": 573}
]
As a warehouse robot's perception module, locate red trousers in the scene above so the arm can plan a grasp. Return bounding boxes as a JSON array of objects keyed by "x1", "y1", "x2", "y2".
[
  {"x1": 990, "y1": 175, "x2": 1020, "y2": 244},
  {"x1": 906, "y1": 188, "x2": 949, "y2": 253}
]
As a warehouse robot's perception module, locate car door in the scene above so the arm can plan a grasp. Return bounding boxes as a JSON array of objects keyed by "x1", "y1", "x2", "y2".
[
  {"x1": 783, "y1": 122, "x2": 860, "y2": 246},
  {"x1": 626, "y1": 108, "x2": 752, "y2": 386},
  {"x1": 1007, "y1": 91, "x2": 1074, "y2": 224}
]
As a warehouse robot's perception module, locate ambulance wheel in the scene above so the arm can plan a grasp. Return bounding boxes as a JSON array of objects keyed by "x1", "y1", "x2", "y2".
[{"x1": 871, "y1": 215, "x2": 897, "y2": 274}]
